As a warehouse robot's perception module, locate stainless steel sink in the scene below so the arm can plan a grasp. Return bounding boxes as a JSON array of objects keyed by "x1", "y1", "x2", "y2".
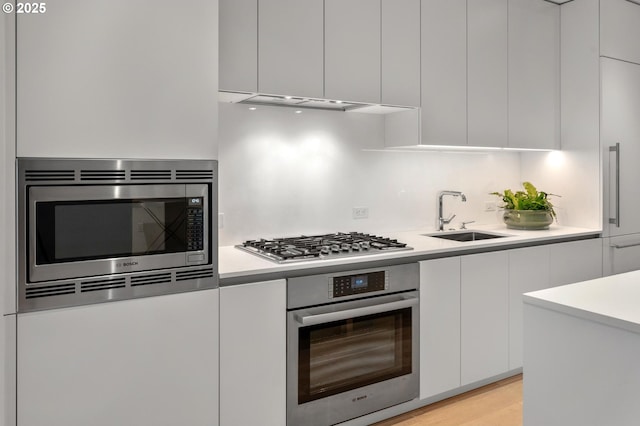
[{"x1": 423, "y1": 231, "x2": 507, "y2": 242}]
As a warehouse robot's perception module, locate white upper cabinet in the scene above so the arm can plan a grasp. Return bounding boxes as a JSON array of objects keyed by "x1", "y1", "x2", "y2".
[
  {"x1": 467, "y1": 0, "x2": 508, "y2": 147},
  {"x1": 221, "y1": 0, "x2": 420, "y2": 106},
  {"x1": 382, "y1": 0, "x2": 421, "y2": 107},
  {"x1": 508, "y1": 0, "x2": 560, "y2": 149},
  {"x1": 259, "y1": 0, "x2": 324, "y2": 98},
  {"x1": 421, "y1": 0, "x2": 467, "y2": 146},
  {"x1": 17, "y1": 0, "x2": 218, "y2": 159},
  {"x1": 325, "y1": 0, "x2": 381, "y2": 104},
  {"x1": 601, "y1": 0, "x2": 640, "y2": 65},
  {"x1": 219, "y1": 0, "x2": 258, "y2": 92},
  {"x1": 420, "y1": 0, "x2": 559, "y2": 149}
]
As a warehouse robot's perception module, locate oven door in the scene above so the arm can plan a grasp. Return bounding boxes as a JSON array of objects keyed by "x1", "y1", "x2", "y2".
[
  {"x1": 287, "y1": 291, "x2": 419, "y2": 426},
  {"x1": 27, "y1": 183, "x2": 209, "y2": 282}
]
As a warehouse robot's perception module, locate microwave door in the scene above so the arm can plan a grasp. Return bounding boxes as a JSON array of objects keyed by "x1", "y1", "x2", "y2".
[{"x1": 28, "y1": 184, "x2": 208, "y2": 283}]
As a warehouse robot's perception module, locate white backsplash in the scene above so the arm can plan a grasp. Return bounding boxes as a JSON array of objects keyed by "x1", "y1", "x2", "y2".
[{"x1": 218, "y1": 103, "x2": 522, "y2": 246}]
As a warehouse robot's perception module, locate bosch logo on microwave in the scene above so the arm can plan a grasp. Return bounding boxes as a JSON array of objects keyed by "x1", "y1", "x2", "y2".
[{"x1": 118, "y1": 261, "x2": 139, "y2": 268}]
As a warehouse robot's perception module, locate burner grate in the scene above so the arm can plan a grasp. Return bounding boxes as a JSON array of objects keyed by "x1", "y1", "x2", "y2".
[{"x1": 236, "y1": 232, "x2": 412, "y2": 263}]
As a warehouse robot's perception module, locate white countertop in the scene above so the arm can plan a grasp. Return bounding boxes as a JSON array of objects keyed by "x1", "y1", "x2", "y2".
[
  {"x1": 219, "y1": 224, "x2": 600, "y2": 283},
  {"x1": 524, "y1": 270, "x2": 640, "y2": 335}
]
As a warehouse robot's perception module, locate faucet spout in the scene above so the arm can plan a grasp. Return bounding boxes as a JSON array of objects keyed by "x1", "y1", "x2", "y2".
[{"x1": 437, "y1": 191, "x2": 467, "y2": 231}]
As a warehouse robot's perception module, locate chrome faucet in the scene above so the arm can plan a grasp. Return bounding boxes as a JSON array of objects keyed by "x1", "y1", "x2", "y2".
[{"x1": 438, "y1": 190, "x2": 467, "y2": 231}]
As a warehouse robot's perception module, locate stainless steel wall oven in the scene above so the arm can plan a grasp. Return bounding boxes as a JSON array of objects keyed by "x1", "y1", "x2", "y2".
[
  {"x1": 17, "y1": 158, "x2": 218, "y2": 312},
  {"x1": 287, "y1": 263, "x2": 419, "y2": 426}
]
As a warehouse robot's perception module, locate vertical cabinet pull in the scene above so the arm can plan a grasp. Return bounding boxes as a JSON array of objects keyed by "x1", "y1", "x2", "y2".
[{"x1": 609, "y1": 143, "x2": 620, "y2": 227}]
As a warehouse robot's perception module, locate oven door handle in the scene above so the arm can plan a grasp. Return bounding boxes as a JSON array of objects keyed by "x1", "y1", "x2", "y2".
[{"x1": 294, "y1": 295, "x2": 419, "y2": 326}]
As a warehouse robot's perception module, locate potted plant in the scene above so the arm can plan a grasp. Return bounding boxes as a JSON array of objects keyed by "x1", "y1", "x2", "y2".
[{"x1": 491, "y1": 182, "x2": 558, "y2": 230}]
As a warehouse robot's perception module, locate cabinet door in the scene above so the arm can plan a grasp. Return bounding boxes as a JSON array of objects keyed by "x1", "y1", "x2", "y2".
[
  {"x1": 220, "y1": 280, "x2": 286, "y2": 426},
  {"x1": 601, "y1": 0, "x2": 640, "y2": 65},
  {"x1": 419, "y1": 258, "x2": 461, "y2": 399},
  {"x1": 382, "y1": 0, "x2": 421, "y2": 107},
  {"x1": 325, "y1": 0, "x2": 381, "y2": 103},
  {"x1": 2, "y1": 314, "x2": 17, "y2": 426},
  {"x1": 508, "y1": 0, "x2": 560, "y2": 149},
  {"x1": 219, "y1": 0, "x2": 258, "y2": 92},
  {"x1": 508, "y1": 245, "x2": 550, "y2": 370},
  {"x1": 549, "y1": 238, "x2": 603, "y2": 286},
  {"x1": 603, "y1": 235, "x2": 640, "y2": 276},
  {"x1": 259, "y1": 0, "x2": 324, "y2": 98},
  {"x1": 602, "y1": 58, "x2": 640, "y2": 236},
  {"x1": 467, "y1": 0, "x2": 508, "y2": 147},
  {"x1": 461, "y1": 251, "x2": 509, "y2": 385},
  {"x1": 16, "y1": 0, "x2": 218, "y2": 159},
  {"x1": 421, "y1": 0, "x2": 467, "y2": 146},
  {"x1": 17, "y1": 291, "x2": 219, "y2": 426}
]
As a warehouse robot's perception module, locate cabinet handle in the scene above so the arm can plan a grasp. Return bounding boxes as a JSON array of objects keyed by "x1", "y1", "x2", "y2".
[
  {"x1": 609, "y1": 143, "x2": 620, "y2": 227},
  {"x1": 612, "y1": 242, "x2": 640, "y2": 249}
]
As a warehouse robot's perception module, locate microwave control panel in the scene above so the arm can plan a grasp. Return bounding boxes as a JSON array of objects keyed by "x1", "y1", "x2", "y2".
[
  {"x1": 186, "y1": 197, "x2": 204, "y2": 251},
  {"x1": 330, "y1": 270, "x2": 388, "y2": 298}
]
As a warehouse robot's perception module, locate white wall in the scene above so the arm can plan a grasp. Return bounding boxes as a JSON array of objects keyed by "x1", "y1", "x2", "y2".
[{"x1": 218, "y1": 103, "x2": 522, "y2": 245}]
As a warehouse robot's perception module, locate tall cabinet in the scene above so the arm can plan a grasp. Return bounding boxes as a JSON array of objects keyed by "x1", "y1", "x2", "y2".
[
  {"x1": 602, "y1": 58, "x2": 640, "y2": 274},
  {"x1": 597, "y1": 0, "x2": 640, "y2": 274}
]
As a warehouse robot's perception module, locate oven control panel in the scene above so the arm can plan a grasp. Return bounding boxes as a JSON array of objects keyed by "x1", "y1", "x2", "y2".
[
  {"x1": 186, "y1": 197, "x2": 204, "y2": 251},
  {"x1": 330, "y1": 270, "x2": 388, "y2": 298}
]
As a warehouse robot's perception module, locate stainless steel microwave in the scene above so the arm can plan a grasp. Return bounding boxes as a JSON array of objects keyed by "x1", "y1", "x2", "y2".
[{"x1": 17, "y1": 158, "x2": 218, "y2": 312}]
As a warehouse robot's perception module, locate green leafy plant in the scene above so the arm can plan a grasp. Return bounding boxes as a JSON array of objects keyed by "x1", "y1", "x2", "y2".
[{"x1": 491, "y1": 182, "x2": 559, "y2": 219}]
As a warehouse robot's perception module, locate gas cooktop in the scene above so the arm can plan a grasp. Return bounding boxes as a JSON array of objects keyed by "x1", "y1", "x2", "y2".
[{"x1": 236, "y1": 232, "x2": 413, "y2": 263}]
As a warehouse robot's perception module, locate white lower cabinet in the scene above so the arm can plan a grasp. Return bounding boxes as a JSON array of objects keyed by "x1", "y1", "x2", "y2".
[
  {"x1": 219, "y1": 280, "x2": 286, "y2": 426},
  {"x1": 548, "y1": 238, "x2": 603, "y2": 286},
  {"x1": 17, "y1": 290, "x2": 219, "y2": 426},
  {"x1": 508, "y1": 245, "x2": 550, "y2": 370},
  {"x1": 419, "y1": 258, "x2": 461, "y2": 399},
  {"x1": 420, "y1": 251, "x2": 510, "y2": 395},
  {"x1": 508, "y1": 239, "x2": 602, "y2": 370},
  {"x1": 461, "y1": 252, "x2": 510, "y2": 385},
  {"x1": 420, "y1": 238, "x2": 603, "y2": 398},
  {"x1": 603, "y1": 234, "x2": 640, "y2": 276},
  {"x1": 2, "y1": 314, "x2": 16, "y2": 426}
]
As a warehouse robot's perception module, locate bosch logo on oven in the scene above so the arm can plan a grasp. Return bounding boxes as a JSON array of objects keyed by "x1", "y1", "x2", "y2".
[
  {"x1": 352, "y1": 395, "x2": 368, "y2": 403},
  {"x1": 118, "y1": 261, "x2": 139, "y2": 268}
]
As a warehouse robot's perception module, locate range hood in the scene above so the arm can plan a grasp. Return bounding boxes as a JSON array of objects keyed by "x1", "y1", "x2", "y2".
[{"x1": 218, "y1": 90, "x2": 418, "y2": 114}]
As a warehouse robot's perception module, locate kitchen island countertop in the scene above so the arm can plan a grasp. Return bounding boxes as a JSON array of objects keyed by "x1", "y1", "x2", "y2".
[
  {"x1": 524, "y1": 269, "x2": 640, "y2": 334},
  {"x1": 219, "y1": 225, "x2": 600, "y2": 285},
  {"x1": 523, "y1": 270, "x2": 640, "y2": 426}
]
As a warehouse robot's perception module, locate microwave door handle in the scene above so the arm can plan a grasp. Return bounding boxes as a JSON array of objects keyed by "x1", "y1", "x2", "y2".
[{"x1": 294, "y1": 296, "x2": 419, "y2": 326}]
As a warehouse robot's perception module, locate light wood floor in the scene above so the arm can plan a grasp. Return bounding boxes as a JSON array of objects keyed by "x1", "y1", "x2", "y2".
[{"x1": 372, "y1": 374, "x2": 523, "y2": 426}]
